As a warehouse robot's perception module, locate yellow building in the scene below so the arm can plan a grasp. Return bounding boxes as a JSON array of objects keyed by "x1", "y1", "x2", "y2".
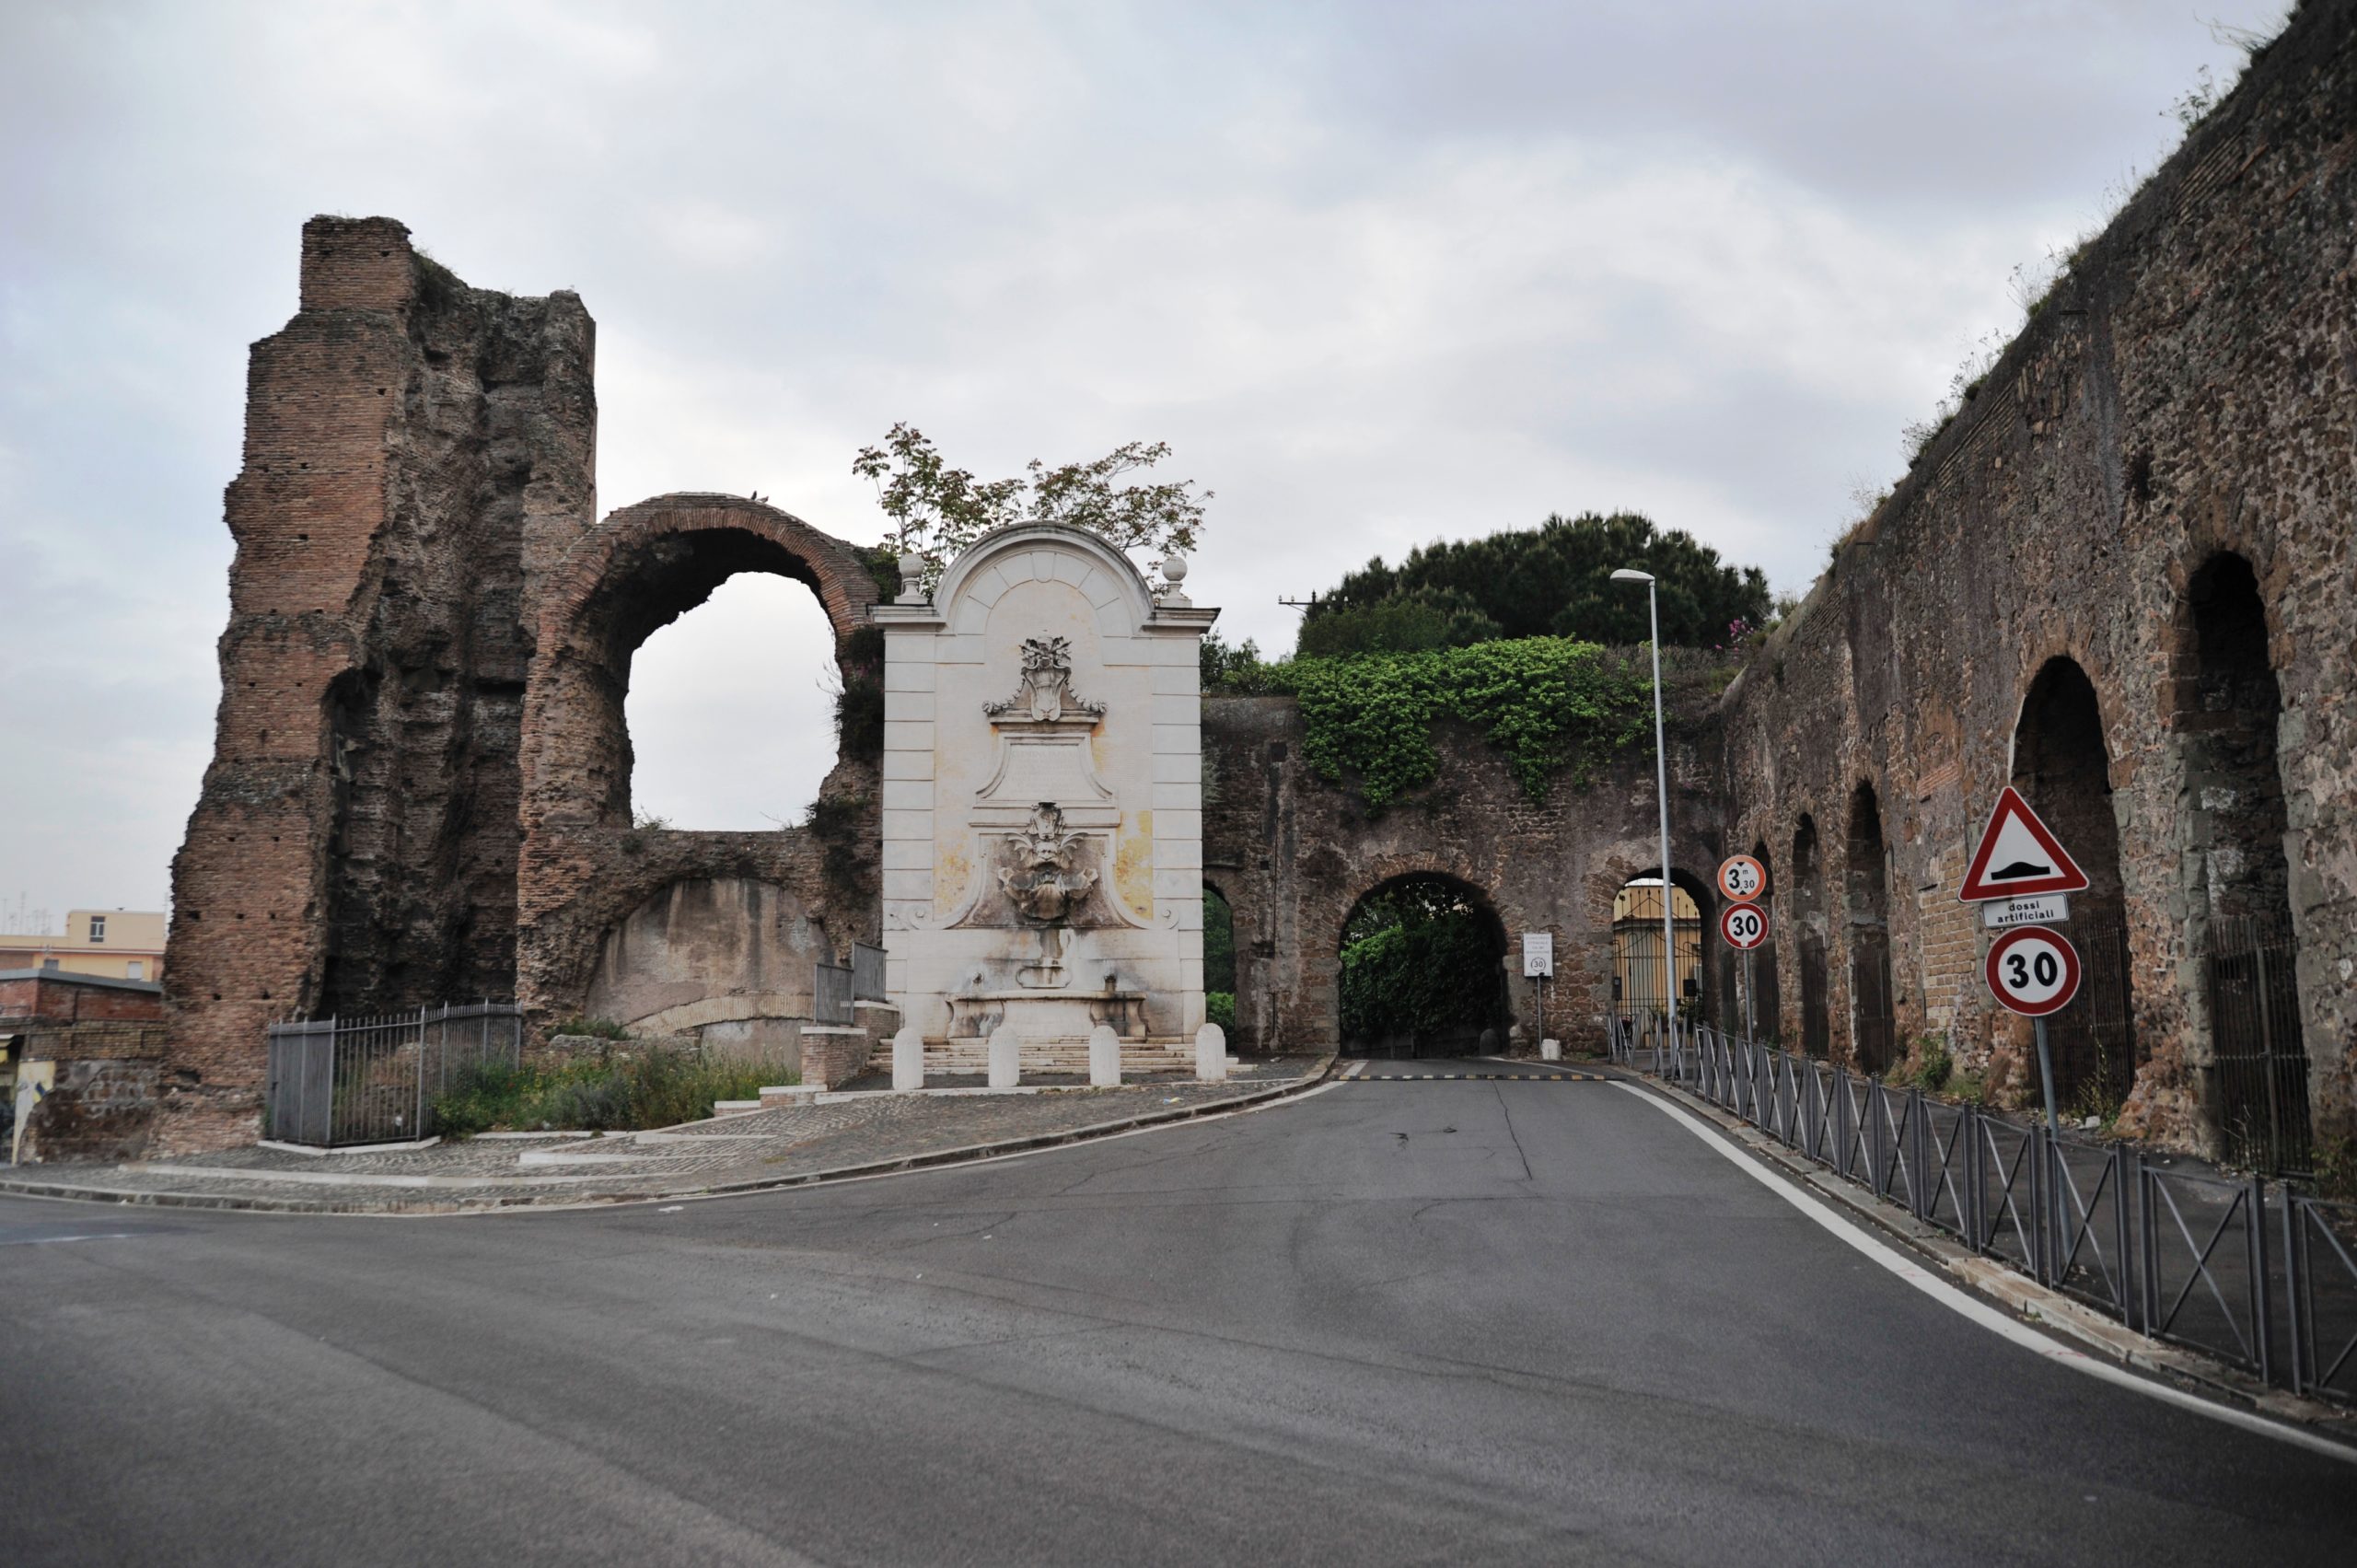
[
  {"x1": 1609, "y1": 881, "x2": 1702, "y2": 1024},
  {"x1": 0, "y1": 909, "x2": 168, "y2": 983}
]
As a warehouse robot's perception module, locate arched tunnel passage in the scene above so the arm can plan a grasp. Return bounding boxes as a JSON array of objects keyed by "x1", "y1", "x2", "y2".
[{"x1": 1338, "y1": 872, "x2": 1510, "y2": 1059}]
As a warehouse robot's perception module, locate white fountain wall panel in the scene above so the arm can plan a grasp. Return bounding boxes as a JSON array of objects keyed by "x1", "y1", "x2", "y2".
[{"x1": 877, "y1": 527, "x2": 1213, "y2": 1046}]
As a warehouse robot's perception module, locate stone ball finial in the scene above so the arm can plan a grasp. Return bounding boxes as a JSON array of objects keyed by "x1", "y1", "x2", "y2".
[
  {"x1": 897, "y1": 550, "x2": 929, "y2": 603},
  {"x1": 1160, "y1": 552, "x2": 1189, "y2": 587}
]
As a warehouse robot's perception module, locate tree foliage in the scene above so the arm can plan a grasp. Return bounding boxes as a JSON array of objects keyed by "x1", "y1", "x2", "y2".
[
  {"x1": 1299, "y1": 512, "x2": 1768, "y2": 654},
  {"x1": 853, "y1": 424, "x2": 1209, "y2": 591},
  {"x1": 1339, "y1": 879, "x2": 1507, "y2": 1043}
]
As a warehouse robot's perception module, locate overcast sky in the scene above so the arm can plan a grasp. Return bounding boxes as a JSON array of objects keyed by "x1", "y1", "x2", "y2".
[{"x1": 0, "y1": 0, "x2": 2285, "y2": 926}]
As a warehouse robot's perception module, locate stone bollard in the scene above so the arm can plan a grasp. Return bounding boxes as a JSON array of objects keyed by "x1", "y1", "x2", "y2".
[
  {"x1": 893, "y1": 1025, "x2": 925, "y2": 1091},
  {"x1": 1540, "y1": 1038, "x2": 1562, "y2": 1063},
  {"x1": 1194, "y1": 1021, "x2": 1227, "y2": 1083},
  {"x1": 1088, "y1": 1024, "x2": 1121, "y2": 1087},
  {"x1": 988, "y1": 1025, "x2": 1021, "y2": 1089}
]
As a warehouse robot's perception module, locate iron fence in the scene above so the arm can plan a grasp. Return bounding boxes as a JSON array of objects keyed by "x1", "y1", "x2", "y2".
[
  {"x1": 1610, "y1": 1015, "x2": 2357, "y2": 1408},
  {"x1": 851, "y1": 942, "x2": 888, "y2": 1003},
  {"x1": 265, "y1": 1002, "x2": 522, "y2": 1149},
  {"x1": 815, "y1": 961, "x2": 854, "y2": 1026}
]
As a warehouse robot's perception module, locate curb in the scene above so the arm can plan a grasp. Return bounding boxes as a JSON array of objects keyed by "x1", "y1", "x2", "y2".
[
  {"x1": 1617, "y1": 1067, "x2": 2357, "y2": 1443},
  {"x1": 0, "y1": 1054, "x2": 1341, "y2": 1218}
]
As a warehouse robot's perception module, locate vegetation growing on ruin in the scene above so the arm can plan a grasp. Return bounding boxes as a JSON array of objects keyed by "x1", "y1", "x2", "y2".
[
  {"x1": 434, "y1": 1047, "x2": 789, "y2": 1135},
  {"x1": 832, "y1": 624, "x2": 887, "y2": 761},
  {"x1": 805, "y1": 789, "x2": 873, "y2": 908},
  {"x1": 1204, "y1": 634, "x2": 1656, "y2": 807},
  {"x1": 853, "y1": 424, "x2": 1208, "y2": 592},
  {"x1": 1294, "y1": 513, "x2": 1770, "y2": 655}
]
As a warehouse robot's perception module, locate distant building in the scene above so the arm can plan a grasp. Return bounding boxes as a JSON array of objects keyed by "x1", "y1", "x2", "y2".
[{"x1": 0, "y1": 909, "x2": 168, "y2": 984}]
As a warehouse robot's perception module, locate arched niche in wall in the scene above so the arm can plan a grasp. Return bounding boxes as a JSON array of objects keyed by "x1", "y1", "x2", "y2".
[
  {"x1": 2011, "y1": 656, "x2": 2136, "y2": 1115},
  {"x1": 2175, "y1": 552, "x2": 2309, "y2": 1170},
  {"x1": 1844, "y1": 782, "x2": 1897, "y2": 1074},
  {"x1": 1791, "y1": 814, "x2": 1830, "y2": 1057}
]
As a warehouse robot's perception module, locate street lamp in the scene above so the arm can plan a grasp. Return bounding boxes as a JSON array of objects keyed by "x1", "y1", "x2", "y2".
[{"x1": 1612, "y1": 567, "x2": 1677, "y2": 1044}]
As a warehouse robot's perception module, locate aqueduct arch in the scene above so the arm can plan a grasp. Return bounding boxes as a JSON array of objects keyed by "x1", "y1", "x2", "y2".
[{"x1": 513, "y1": 494, "x2": 883, "y2": 1026}]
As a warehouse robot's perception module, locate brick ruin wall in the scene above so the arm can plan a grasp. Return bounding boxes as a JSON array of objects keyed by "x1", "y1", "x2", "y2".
[
  {"x1": 3, "y1": 975, "x2": 168, "y2": 1162},
  {"x1": 1715, "y1": 0, "x2": 2357, "y2": 1156},
  {"x1": 160, "y1": 220, "x2": 879, "y2": 1155}
]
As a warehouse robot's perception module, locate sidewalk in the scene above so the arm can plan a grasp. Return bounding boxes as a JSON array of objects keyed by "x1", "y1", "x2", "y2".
[{"x1": 0, "y1": 1055, "x2": 1331, "y2": 1214}]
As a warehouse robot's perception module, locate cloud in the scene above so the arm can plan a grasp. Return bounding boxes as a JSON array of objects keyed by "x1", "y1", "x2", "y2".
[{"x1": 0, "y1": 0, "x2": 2282, "y2": 915}]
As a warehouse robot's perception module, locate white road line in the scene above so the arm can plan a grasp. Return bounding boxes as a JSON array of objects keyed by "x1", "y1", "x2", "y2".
[
  {"x1": 0, "y1": 1232, "x2": 144, "y2": 1246},
  {"x1": 1613, "y1": 1082, "x2": 2357, "y2": 1467}
]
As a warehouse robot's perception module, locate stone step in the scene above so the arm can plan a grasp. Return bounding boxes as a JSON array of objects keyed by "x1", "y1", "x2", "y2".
[{"x1": 867, "y1": 1041, "x2": 1201, "y2": 1076}]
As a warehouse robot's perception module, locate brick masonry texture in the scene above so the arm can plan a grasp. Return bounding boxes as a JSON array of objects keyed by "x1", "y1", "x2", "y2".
[
  {"x1": 3, "y1": 974, "x2": 168, "y2": 1162},
  {"x1": 1715, "y1": 3, "x2": 2357, "y2": 1156},
  {"x1": 162, "y1": 220, "x2": 878, "y2": 1155},
  {"x1": 155, "y1": 4, "x2": 2355, "y2": 1163},
  {"x1": 1202, "y1": 693, "x2": 1727, "y2": 1055}
]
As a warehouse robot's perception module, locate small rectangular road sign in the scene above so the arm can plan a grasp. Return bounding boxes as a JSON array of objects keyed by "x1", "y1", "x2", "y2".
[
  {"x1": 1522, "y1": 933, "x2": 1553, "y2": 977},
  {"x1": 1981, "y1": 893, "x2": 2071, "y2": 929}
]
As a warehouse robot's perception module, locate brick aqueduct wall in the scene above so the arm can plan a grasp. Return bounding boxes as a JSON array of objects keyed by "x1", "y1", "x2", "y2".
[{"x1": 155, "y1": 1, "x2": 2353, "y2": 1159}]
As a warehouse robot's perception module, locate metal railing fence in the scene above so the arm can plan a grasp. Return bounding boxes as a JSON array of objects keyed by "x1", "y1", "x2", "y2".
[
  {"x1": 851, "y1": 942, "x2": 888, "y2": 1003},
  {"x1": 1609, "y1": 1016, "x2": 2357, "y2": 1408},
  {"x1": 815, "y1": 961, "x2": 854, "y2": 1026},
  {"x1": 265, "y1": 1002, "x2": 522, "y2": 1149}
]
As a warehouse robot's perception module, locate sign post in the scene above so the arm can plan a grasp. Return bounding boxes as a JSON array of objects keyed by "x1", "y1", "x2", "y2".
[
  {"x1": 1522, "y1": 933, "x2": 1553, "y2": 1051},
  {"x1": 1983, "y1": 925, "x2": 2083, "y2": 1131},
  {"x1": 1717, "y1": 856, "x2": 1769, "y2": 1043},
  {"x1": 1961, "y1": 791, "x2": 2090, "y2": 1131},
  {"x1": 1717, "y1": 900, "x2": 1770, "y2": 1043}
]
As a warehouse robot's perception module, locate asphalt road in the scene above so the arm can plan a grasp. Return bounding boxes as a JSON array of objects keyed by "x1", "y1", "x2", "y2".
[{"x1": 5, "y1": 1065, "x2": 2351, "y2": 1566}]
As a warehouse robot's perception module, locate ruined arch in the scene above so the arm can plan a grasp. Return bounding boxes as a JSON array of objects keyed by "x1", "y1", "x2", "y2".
[
  {"x1": 2011, "y1": 656, "x2": 2135, "y2": 1113},
  {"x1": 1844, "y1": 780, "x2": 1896, "y2": 1073},
  {"x1": 514, "y1": 495, "x2": 883, "y2": 1022},
  {"x1": 525, "y1": 495, "x2": 879, "y2": 828}
]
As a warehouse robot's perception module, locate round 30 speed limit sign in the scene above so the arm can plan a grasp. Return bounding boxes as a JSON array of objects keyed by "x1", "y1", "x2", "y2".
[
  {"x1": 1984, "y1": 925, "x2": 2081, "y2": 1016},
  {"x1": 1719, "y1": 901, "x2": 1770, "y2": 951}
]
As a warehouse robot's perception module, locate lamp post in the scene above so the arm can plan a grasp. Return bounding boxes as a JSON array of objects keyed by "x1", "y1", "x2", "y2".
[{"x1": 1612, "y1": 567, "x2": 1676, "y2": 1044}]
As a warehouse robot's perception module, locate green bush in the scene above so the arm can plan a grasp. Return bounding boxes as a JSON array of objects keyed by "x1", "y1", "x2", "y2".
[
  {"x1": 433, "y1": 1050, "x2": 789, "y2": 1135},
  {"x1": 1205, "y1": 991, "x2": 1236, "y2": 1032}
]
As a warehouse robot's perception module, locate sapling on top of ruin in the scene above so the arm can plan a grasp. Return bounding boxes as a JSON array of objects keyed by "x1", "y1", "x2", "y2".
[{"x1": 853, "y1": 423, "x2": 1209, "y2": 593}]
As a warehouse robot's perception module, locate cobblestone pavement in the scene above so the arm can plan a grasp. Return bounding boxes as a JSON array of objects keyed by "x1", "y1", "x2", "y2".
[{"x1": 0, "y1": 1055, "x2": 1328, "y2": 1214}]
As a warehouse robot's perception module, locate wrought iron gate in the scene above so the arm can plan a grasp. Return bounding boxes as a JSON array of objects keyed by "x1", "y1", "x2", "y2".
[
  {"x1": 1849, "y1": 927, "x2": 1894, "y2": 1074},
  {"x1": 2039, "y1": 906, "x2": 2137, "y2": 1119},
  {"x1": 2208, "y1": 914, "x2": 2311, "y2": 1177}
]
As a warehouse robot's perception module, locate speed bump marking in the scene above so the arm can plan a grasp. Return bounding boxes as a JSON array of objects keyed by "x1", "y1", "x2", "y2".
[{"x1": 1348, "y1": 1072, "x2": 1607, "y2": 1082}]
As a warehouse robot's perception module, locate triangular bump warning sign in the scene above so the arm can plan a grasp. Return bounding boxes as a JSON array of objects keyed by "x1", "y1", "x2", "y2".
[{"x1": 1959, "y1": 784, "x2": 2090, "y2": 901}]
